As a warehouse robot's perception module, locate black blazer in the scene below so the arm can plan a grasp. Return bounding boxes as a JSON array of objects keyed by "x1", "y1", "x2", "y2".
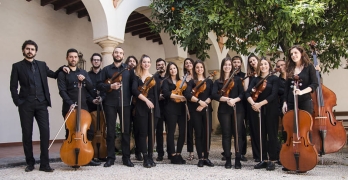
[{"x1": 10, "y1": 59, "x2": 61, "y2": 107}]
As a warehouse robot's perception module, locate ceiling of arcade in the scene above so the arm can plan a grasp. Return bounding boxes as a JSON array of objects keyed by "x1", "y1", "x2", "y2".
[{"x1": 38, "y1": 0, "x2": 163, "y2": 45}]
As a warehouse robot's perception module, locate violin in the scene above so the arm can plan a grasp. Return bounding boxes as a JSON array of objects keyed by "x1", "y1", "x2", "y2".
[
  {"x1": 105, "y1": 64, "x2": 134, "y2": 92},
  {"x1": 91, "y1": 91, "x2": 107, "y2": 159},
  {"x1": 172, "y1": 72, "x2": 189, "y2": 103},
  {"x1": 309, "y1": 42, "x2": 347, "y2": 155},
  {"x1": 280, "y1": 75, "x2": 318, "y2": 172},
  {"x1": 219, "y1": 67, "x2": 239, "y2": 97},
  {"x1": 250, "y1": 68, "x2": 279, "y2": 101},
  {"x1": 60, "y1": 81, "x2": 94, "y2": 167},
  {"x1": 191, "y1": 71, "x2": 216, "y2": 97}
]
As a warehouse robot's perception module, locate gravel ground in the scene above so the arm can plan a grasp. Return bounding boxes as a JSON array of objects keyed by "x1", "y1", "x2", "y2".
[{"x1": 1, "y1": 136, "x2": 347, "y2": 180}]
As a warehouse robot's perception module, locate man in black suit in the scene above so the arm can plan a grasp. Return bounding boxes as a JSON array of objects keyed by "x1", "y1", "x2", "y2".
[{"x1": 10, "y1": 40, "x2": 68, "y2": 172}]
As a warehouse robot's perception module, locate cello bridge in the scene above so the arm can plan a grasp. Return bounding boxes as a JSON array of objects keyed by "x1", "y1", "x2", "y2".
[
  {"x1": 315, "y1": 117, "x2": 327, "y2": 119},
  {"x1": 292, "y1": 141, "x2": 301, "y2": 144}
]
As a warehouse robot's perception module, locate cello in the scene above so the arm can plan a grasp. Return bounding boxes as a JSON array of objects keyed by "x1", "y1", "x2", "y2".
[
  {"x1": 280, "y1": 75, "x2": 318, "y2": 172},
  {"x1": 90, "y1": 91, "x2": 107, "y2": 159},
  {"x1": 309, "y1": 44, "x2": 347, "y2": 155},
  {"x1": 60, "y1": 81, "x2": 94, "y2": 168}
]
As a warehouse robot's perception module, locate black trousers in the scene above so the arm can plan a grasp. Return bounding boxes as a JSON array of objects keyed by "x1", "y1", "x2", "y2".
[
  {"x1": 135, "y1": 111, "x2": 158, "y2": 154},
  {"x1": 165, "y1": 112, "x2": 186, "y2": 155},
  {"x1": 218, "y1": 111, "x2": 244, "y2": 158},
  {"x1": 155, "y1": 113, "x2": 165, "y2": 157},
  {"x1": 186, "y1": 117, "x2": 194, "y2": 152},
  {"x1": 249, "y1": 102, "x2": 279, "y2": 161},
  {"x1": 104, "y1": 105, "x2": 131, "y2": 160},
  {"x1": 191, "y1": 108, "x2": 212, "y2": 159},
  {"x1": 131, "y1": 106, "x2": 140, "y2": 155},
  {"x1": 18, "y1": 100, "x2": 50, "y2": 166}
]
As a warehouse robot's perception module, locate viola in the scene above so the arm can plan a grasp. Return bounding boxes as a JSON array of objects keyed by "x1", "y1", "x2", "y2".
[
  {"x1": 60, "y1": 81, "x2": 94, "y2": 167},
  {"x1": 219, "y1": 67, "x2": 239, "y2": 97},
  {"x1": 309, "y1": 43, "x2": 347, "y2": 155},
  {"x1": 191, "y1": 71, "x2": 216, "y2": 97},
  {"x1": 280, "y1": 75, "x2": 318, "y2": 172},
  {"x1": 172, "y1": 72, "x2": 189, "y2": 103},
  {"x1": 91, "y1": 91, "x2": 107, "y2": 159},
  {"x1": 105, "y1": 64, "x2": 134, "y2": 92},
  {"x1": 138, "y1": 71, "x2": 158, "y2": 98},
  {"x1": 250, "y1": 68, "x2": 279, "y2": 101}
]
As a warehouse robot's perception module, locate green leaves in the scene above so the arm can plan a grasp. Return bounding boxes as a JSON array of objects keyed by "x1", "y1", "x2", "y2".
[{"x1": 150, "y1": 0, "x2": 348, "y2": 72}]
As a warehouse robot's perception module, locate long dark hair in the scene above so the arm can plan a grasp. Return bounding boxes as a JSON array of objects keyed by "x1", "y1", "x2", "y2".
[
  {"x1": 247, "y1": 54, "x2": 260, "y2": 75},
  {"x1": 258, "y1": 57, "x2": 273, "y2": 76},
  {"x1": 192, "y1": 59, "x2": 206, "y2": 80},
  {"x1": 286, "y1": 45, "x2": 312, "y2": 78},
  {"x1": 183, "y1": 58, "x2": 194, "y2": 74},
  {"x1": 165, "y1": 62, "x2": 181, "y2": 82},
  {"x1": 218, "y1": 57, "x2": 233, "y2": 82},
  {"x1": 125, "y1": 55, "x2": 138, "y2": 66}
]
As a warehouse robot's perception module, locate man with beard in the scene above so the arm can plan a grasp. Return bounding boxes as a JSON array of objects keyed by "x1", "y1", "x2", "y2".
[
  {"x1": 153, "y1": 58, "x2": 166, "y2": 161},
  {"x1": 97, "y1": 47, "x2": 134, "y2": 167},
  {"x1": 57, "y1": 48, "x2": 99, "y2": 168},
  {"x1": 10, "y1": 40, "x2": 68, "y2": 172}
]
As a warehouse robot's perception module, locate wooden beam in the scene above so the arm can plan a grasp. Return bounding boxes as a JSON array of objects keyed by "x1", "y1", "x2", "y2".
[
  {"x1": 146, "y1": 34, "x2": 160, "y2": 40},
  {"x1": 159, "y1": 41, "x2": 163, "y2": 45},
  {"x1": 131, "y1": 28, "x2": 152, "y2": 36},
  {"x1": 125, "y1": 24, "x2": 148, "y2": 33},
  {"x1": 54, "y1": 0, "x2": 80, "y2": 11},
  {"x1": 139, "y1": 32, "x2": 154, "y2": 38},
  {"x1": 126, "y1": 19, "x2": 151, "y2": 29},
  {"x1": 78, "y1": 9, "x2": 88, "y2": 18},
  {"x1": 127, "y1": 14, "x2": 147, "y2": 23},
  {"x1": 66, "y1": 1, "x2": 85, "y2": 14},
  {"x1": 41, "y1": 0, "x2": 58, "y2": 6},
  {"x1": 152, "y1": 38, "x2": 162, "y2": 42}
]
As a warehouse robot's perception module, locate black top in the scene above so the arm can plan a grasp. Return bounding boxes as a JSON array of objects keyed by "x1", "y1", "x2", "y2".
[
  {"x1": 284, "y1": 64, "x2": 318, "y2": 104},
  {"x1": 132, "y1": 75, "x2": 160, "y2": 118},
  {"x1": 10, "y1": 59, "x2": 63, "y2": 107},
  {"x1": 235, "y1": 71, "x2": 246, "y2": 79},
  {"x1": 184, "y1": 79, "x2": 213, "y2": 112},
  {"x1": 97, "y1": 63, "x2": 134, "y2": 107},
  {"x1": 211, "y1": 77, "x2": 244, "y2": 114},
  {"x1": 278, "y1": 76, "x2": 286, "y2": 113},
  {"x1": 24, "y1": 60, "x2": 45, "y2": 102},
  {"x1": 162, "y1": 78, "x2": 186, "y2": 115},
  {"x1": 57, "y1": 68, "x2": 93, "y2": 115},
  {"x1": 245, "y1": 75, "x2": 279, "y2": 103},
  {"x1": 153, "y1": 73, "x2": 167, "y2": 114},
  {"x1": 87, "y1": 69, "x2": 105, "y2": 112}
]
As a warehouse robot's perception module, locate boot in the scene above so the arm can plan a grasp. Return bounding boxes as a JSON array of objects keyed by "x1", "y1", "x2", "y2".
[
  {"x1": 148, "y1": 153, "x2": 156, "y2": 167},
  {"x1": 142, "y1": 153, "x2": 151, "y2": 168},
  {"x1": 235, "y1": 156, "x2": 242, "y2": 169},
  {"x1": 225, "y1": 156, "x2": 232, "y2": 169}
]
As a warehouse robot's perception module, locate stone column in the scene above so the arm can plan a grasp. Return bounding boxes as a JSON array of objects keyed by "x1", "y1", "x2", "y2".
[
  {"x1": 208, "y1": 69, "x2": 220, "y2": 135},
  {"x1": 94, "y1": 36, "x2": 124, "y2": 67}
]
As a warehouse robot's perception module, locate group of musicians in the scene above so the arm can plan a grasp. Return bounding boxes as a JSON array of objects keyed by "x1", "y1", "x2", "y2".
[{"x1": 11, "y1": 40, "x2": 321, "y2": 172}]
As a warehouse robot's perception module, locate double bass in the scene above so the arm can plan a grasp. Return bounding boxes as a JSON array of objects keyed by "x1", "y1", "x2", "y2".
[
  {"x1": 310, "y1": 44, "x2": 347, "y2": 155},
  {"x1": 60, "y1": 81, "x2": 94, "y2": 167},
  {"x1": 90, "y1": 91, "x2": 107, "y2": 159},
  {"x1": 280, "y1": 75, "x2": 318, "y2": 172}
]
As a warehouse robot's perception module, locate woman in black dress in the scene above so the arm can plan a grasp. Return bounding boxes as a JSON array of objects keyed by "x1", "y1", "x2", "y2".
[
  {"x1": 212, "y1": 57, "x2": 244, "y2": 169},
  {"x1": 132, "y1": 54, "x2": 160, "y2": 168},
  {"x1": 184, "y1": 60, "x2": 214, "y2": 167},
  {"x1": 245, "y1": 58, "x2": 279, "y2": 171}
]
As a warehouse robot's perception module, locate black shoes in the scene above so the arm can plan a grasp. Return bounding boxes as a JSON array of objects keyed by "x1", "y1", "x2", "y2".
[
  {"x1": 203, "y1": 159, "x2": 214, "y2": 167},
  {"x1": 266, "y1": 161, "x2": 275, "y2": 171},
  {"x1": 197, "y1": 159, "x2": 204, "y2": 167},
  {"x1": 25, "y1": 165, "x2": 34, "y2": 172},
  {"x1": 135, "y1": 153, "x2": 143, "y2": 161},
  {"x1": 143, "y1": 154, "x2": 151, "y2": 168},
  {"x1": 122, "y1": 159, "x2": 134, "y2": 167},
  {"x1": 254, "y1": 161, "x2": 268, "y2": 169},
  {"x1": 254, "y1": 159, "x2": 261, "y2": 162},
  {"x1": 235, "y1": 157, "x2": 242, "y2": 169},
  {"x1": 240, "y1": 155, "x2": 247, "y2": 162},
  {"x1": 103, "y1": 159, "x2": 115, "y2": 167},
  {"x1": 156, "y1": 156, "x2": 163, "y2": 161},
  {"x1": 224, "y1": 156, "x2": 232, "y2": 169},
  {"x1": 86, "y1": 159, "x2": 101, "y2": 166},
  {"x1": 171, "y1": 154, "x2": 186, "y2": 164},
  {"x1": 39, "y1": 165, "x2": 54, "y2": 172},
  {"x1": 148, "y1": 154, "x2": 156, "y2": 167}
]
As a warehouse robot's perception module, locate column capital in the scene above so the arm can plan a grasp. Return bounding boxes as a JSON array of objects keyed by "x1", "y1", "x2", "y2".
[{"x1": 165, "y1": 56, "x2": 186, "y2": 63}]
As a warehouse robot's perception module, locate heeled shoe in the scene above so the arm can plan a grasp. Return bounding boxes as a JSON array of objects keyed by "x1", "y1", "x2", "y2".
[
  {"x1": 254, "y1": 161, "x2": 268, "y2": 169},
  {"x1": 203, "y1": 159, "x2": 214, "y2": 167},
  {"x1": 187, "y1": 154, "x2": 194, "y2": 161}
]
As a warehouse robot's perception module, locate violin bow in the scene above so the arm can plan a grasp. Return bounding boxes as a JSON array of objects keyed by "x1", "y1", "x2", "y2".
[
  {"x1": 259, "y1": 109, "x2": 263, "y2": 162},
  {"x1": 234, "y1": 105, "x2": 239, "y2": 153},
  {"x1": 48, "y1": 103, "x2": 77, "y2": 150}
]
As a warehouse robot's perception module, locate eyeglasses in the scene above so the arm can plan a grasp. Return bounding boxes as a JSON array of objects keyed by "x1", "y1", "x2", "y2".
[{"x1": 93, "y1": 59, "x2": 101, "y2": 62}]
